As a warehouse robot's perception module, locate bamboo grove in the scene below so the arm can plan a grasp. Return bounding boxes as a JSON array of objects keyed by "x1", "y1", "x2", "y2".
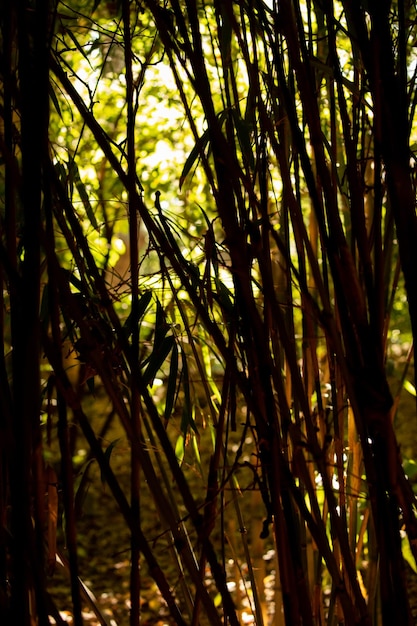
[{"x1": 1, "y1": 1, "x2": 417, "y2": 625}]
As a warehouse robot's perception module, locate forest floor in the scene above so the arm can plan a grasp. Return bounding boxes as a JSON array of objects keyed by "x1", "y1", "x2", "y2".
[
  {"x1": 47, "y1": 387, "x2": 274, "y2": 626},
  {"x1": 47, "y1": 352, "x2": 417, "y2": 625}
]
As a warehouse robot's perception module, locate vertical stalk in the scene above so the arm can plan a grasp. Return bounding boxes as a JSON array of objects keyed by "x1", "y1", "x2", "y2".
[
  {"x1": 9, "y1": 0, "x2": 50, "y2": 622},
  {"x1": 45, "y1": 161, "x2": 83, "y2": 623},
  {"x1": 1, "y1": 1, "x2": 15, "y2": 619},
  {"x1": 122, "y1": 1, "x2": 142, "y2": 622},
  {"x1": 57, "y1": 391, "x2": 83, "y2": 625}
]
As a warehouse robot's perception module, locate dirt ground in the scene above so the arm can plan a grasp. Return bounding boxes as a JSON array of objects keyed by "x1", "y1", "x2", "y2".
[{"x1": 47, "y1": 353, "x2": 417, "y2": 626}]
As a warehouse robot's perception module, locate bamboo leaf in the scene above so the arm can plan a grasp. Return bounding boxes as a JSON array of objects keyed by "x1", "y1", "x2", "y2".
[
  {"x1": 180, "y1": 348, "x2": 197, "y2": 435},
  {"x1": 101, "y1": 439, "x2": 121, "y2": 485},
  {"x1": 77, "y1": 180, "x2": 98, "y2": 230},
  {"x1": 201, "y1": 340, "x2": 222, "y2": 405},
  {"x1": 231, "y1": 108, "x2": 254, "y2": 170},
  {"x1": 123, "y1": 290, "x2": 153, "y2": 339},
  {"x1": 180, "y1": 128, "x2": 210, "y2": 189},
  {"x1": 45, "y1": 466, "x2": 59, "y2": 574},
  {"x1": 65, "y1": 28, "x2": 94, "y2": 66},
  {"x1": 49, "y1": 84, "x2": 63, "y2": 120},
  {"x1": 66, "y1": 160, "x2": 99, "y2": 229},
  {"x1": 219, "y1": 4, "x2": 232, "y2": 67},
  {"x1": 76, "y1": 179, "x2": 99, "y2": 230},
  {"x1": 143, "y1": 335, "x2": 175, "y2": 386},
  {"x1": 165, "y1": 341, "x2": 179, "y2": 421},
  {"x1": 175, "y1": 434, "x2": 185, "y2": 464},
  {"x1": 62, "y1": 269, "x2": 84, "y2": 292},
  {"x1": 403, "y1": 459, "x2": 417, "y2": 483},
  {"x1": 154, "y1": 299, "x2": 170, "y2": 347},
  {"x1": 214, "y1": 276, "x2": 235, "y2": 316},
  {"x1": 40, "y1": 283, "x2": 50, "y2": 332},
  {"x1": 403, "y1": 379, "x2": 416, "y2": 397},
  {"x1": 402, "y1": 535, "x2": 417, "y2": 573},
  {"x1": 74, "y1": 459, "x2": 96, "y2": 518},
  {"x1": 137, "y1": 290, "x2": 153, "y2": 319},
  {"x1": 54, "y1": 160, "x2": 68, "y2": 184},
  {"x1": 180, "y1": 109, "x2": 230, "y2": 188},
  {"x1": 191, "y1": 434, "x2": 203, "y2": 476}
]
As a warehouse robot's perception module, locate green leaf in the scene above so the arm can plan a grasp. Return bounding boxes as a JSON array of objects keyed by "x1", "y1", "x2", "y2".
[
  {"x1": 244, "y1": 83, "x2": 254, "y2": 126},
  {"x1": 180, "y1": 349, "x2": 197, "y2": 436},
  {"x1": 62, "y1": 269, "x2": 83, "y2": 292},
  {"x1": 175, "y1": 434, "x2": 185, "y2": 464},
  {"x1": 201, "y1": 340, "x2": 221, "y2": 405},
  {"x1": 49, "y1": 85, "x2": 63, "y2": 120},
  {"x1": 65, "y1": 28, "x2": 94, "y2": 66},
  {"x1": 123, "y1": 291, "x2": 153, "y2": 339},
  {"x1": 143, "y1": 335, "x2": 175, "y2": 386},
  {"x1": 180, "y1": 110, "x2": 230, "y2": 188},
  {"x1": 74, "y1": 459, "x2": 96, "y2": 517},
  {"x1": 137, "y1": 290, "x2": 153, "y2": 319},
  {"x1": 67, "y1": 160, "x2": 99, "y2": 230},
  {"x1": 40, "y1": 283, "x2": 50, "y2": 332},
  {"x1": 214, "y1": 592, "x2": 222, "y2": 608},
  {"x1": 231, "y1": 108, "x2": 254, "y2": 170},
  {"x1": 219, "y1": 4, "x2": 232, "y2": 67},
  {"x1": 191, "y1": 434, "x2": 203, "y2": 476},
  {"x1": 403, "y1": 459, "x2": 417, "y2": 481},
  {"x1": 76, "y1": 179, "x2": 99, "y2": 230},
  {"x1": 214, "y1": 276, "x2": 235, "y2": 316},
  {"x1": 54, "y1": 161, "x2": 68, "y2": 184},
  {"x1": 402, "y1": 534, "x2": 417, "y2": 573},
  {"x1": 165, "y1": 341, "x2": 178, "y2": 421},
  {"x1": 154, "y1": 299, "x2": 170, "y2": 347},
  {"x1": 101, "y1": 439, "x2": 121, "y2": 485},
  {"x1": 403, "y1": 379, "x2": 416, "y2": 397},
  {"x1": 180, "y1": 128, "x2": 210, "y2": 189}
]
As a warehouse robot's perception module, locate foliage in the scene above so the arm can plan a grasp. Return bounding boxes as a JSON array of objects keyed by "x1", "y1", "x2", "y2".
[{"x1": 1, "y1": 0, "x2": 417, "y2": 625}]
